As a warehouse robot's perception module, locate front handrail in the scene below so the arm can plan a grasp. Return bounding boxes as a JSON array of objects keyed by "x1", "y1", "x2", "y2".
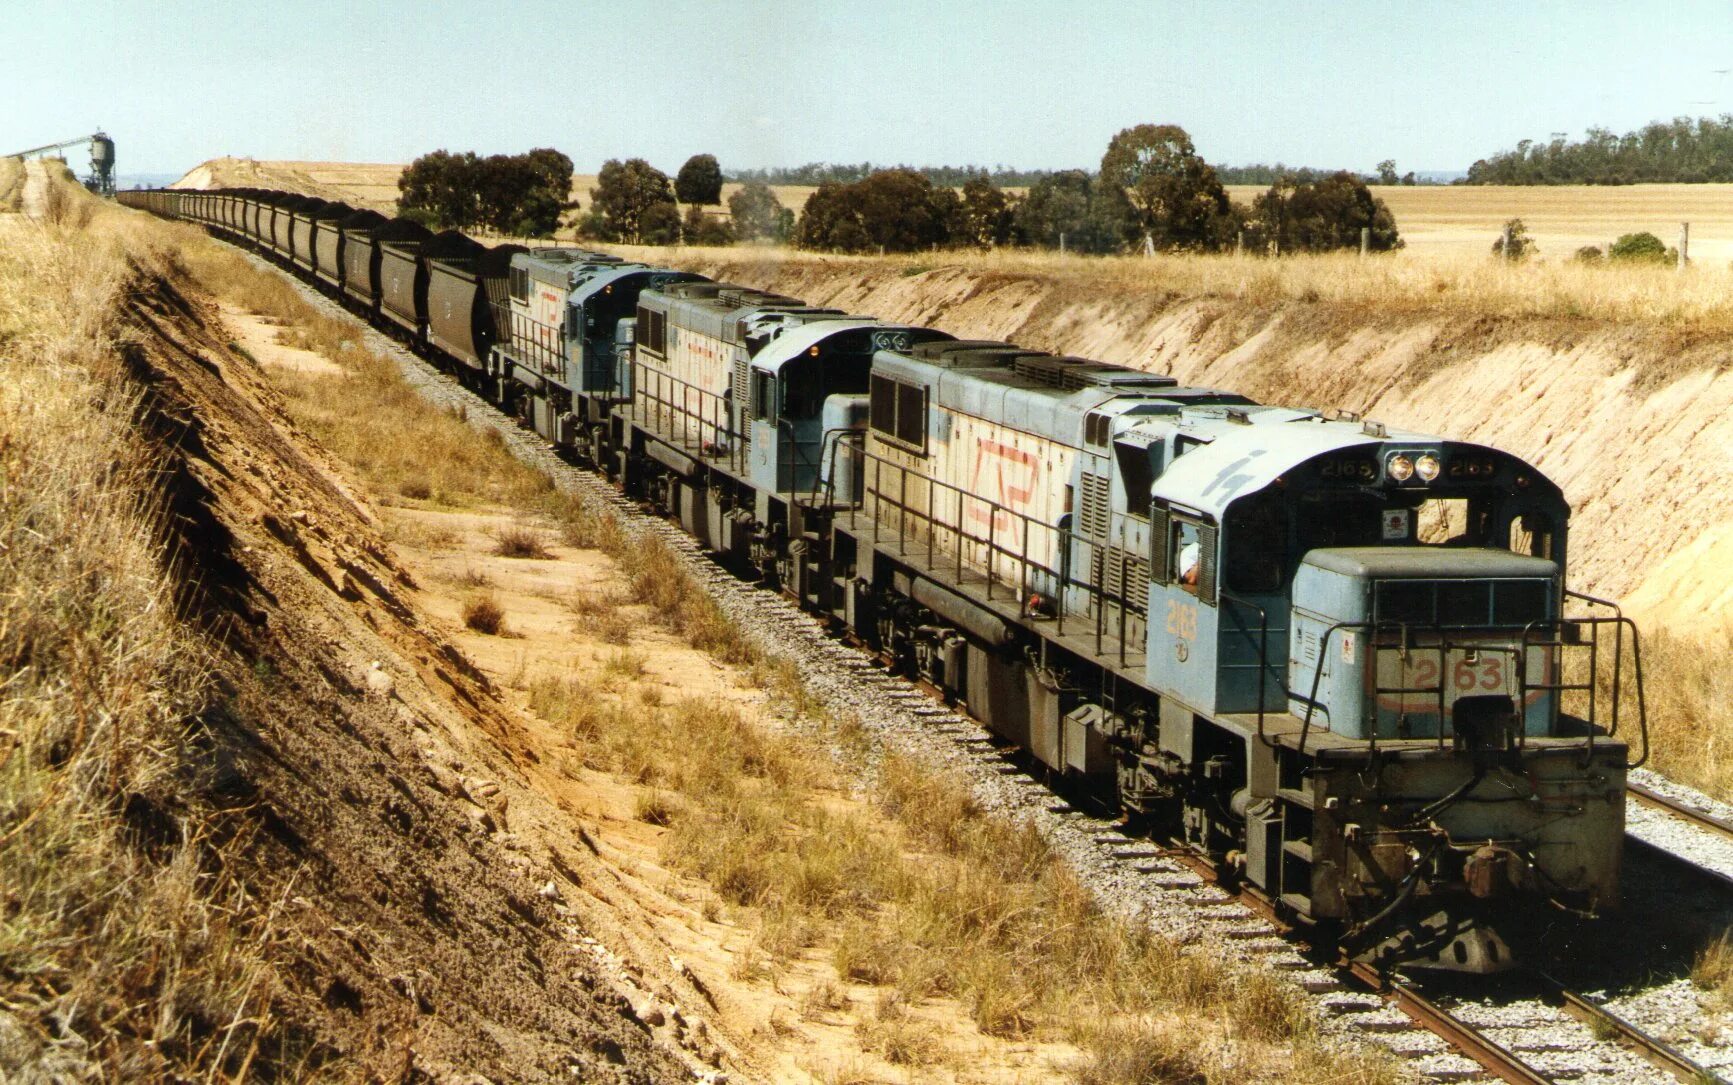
[{"x1": 1290, "y1": 603, "x2": 1643, "y2": 761}]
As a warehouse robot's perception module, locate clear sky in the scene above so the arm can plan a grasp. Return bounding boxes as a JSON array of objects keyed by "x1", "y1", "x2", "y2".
[{"x1": 5, "y1": 0, "x2": 1733, "y2": 179}]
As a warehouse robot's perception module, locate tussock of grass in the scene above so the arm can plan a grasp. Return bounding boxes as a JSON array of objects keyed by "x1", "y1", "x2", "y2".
[
  {"x1": 1694, "y1": 930, "x2": 1733, "y2": 1010},
  {"x1": 461, "y1": 593, "x2": 507, "y2": 635},
  {"x1": 0, "y1": 181, "x2": 288, "y2": 1076},
  {"x1": 492, "y1": 523, "x2": 552, "y2": 559}
]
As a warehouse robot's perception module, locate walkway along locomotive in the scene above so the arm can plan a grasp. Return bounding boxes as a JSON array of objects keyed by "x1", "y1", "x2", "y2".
[{"x1": 124, "y1": 187, "x2": 1650, "y2": 974}]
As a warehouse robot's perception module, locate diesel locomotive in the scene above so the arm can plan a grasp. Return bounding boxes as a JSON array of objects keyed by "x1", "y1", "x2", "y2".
[{"x1": 122, "y1": 186, "x2": 1649, "y2": 974}]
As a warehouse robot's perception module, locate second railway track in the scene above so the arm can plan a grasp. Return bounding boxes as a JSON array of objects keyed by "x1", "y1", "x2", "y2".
[{"x1": 232, "y1": 236, "x2": 1733, "y2": 1084}]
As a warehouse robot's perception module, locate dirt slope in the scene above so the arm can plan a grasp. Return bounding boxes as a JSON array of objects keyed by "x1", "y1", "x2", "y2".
[
  {"x1": 113, "y1": 264, "x2": 701, "y2": 1081},
  {"x1": 650, "y1": 252, "x2": 1732, "y2": 630}
]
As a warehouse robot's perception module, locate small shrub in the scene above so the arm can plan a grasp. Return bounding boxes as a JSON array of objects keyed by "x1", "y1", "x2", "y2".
[
  {"x1": 453, "y1": 567, "x2": 492, "y2": 588},
  {"x1": 493, "y1": 524, "x2": 552, "y2": 559},
  {"x1": 1608, "y1": 231, "x2": 1675, "y2": 264},
  {"x1": 1574, "y1": 245, "x2": 1604, "y2": 263},
  {"x1": 398, "y1": 475, "x2": 432, "y2": 500},
  {"x1": 462, "y1": 593, "x2": 506, "y2": 634},
  {"x1": 1491, "y1": 218, "x2": 1536, "y2": 261}
]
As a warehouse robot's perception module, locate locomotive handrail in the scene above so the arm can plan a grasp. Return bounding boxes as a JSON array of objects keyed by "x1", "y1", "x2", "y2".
[
  {"x1": 833, "y1": 440, "x2": 1145, "y2": 647},
  {"x1": 1220, "y1": 589, "x2": 1281, "y2": 749},
  {"x1": 629, "y1": 360, "x2": 744, "y2": 474},
  {"x1": 1293, "y1": 615, "x2": 1623, "y2": 757},
  {"x1": 490, "y1": 300, "x2": 567, "y2": 378}
]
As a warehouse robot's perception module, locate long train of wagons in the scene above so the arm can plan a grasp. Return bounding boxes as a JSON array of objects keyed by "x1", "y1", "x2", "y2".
[{"x1": 121, "y1": 186, "x2": 1650, "y2": 975}]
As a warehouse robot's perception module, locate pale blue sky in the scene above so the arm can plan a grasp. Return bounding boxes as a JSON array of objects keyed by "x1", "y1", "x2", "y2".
[{"x1": 5, "y1": 1, "x2": 1732, "y2": 178}]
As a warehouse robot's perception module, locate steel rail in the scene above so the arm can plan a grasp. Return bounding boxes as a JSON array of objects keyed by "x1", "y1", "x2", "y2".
[
  {"x1": 1629, "y1": 780, "x2": 1733, "y2": 840},
  {"x1": 1536, "y1": 971, "x2": 1724, "y2": 1084}
]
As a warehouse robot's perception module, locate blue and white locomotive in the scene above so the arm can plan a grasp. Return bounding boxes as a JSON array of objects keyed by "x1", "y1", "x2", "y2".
[{"x1": 133, "y1": 188, "x2": 1648, "y2": 974}]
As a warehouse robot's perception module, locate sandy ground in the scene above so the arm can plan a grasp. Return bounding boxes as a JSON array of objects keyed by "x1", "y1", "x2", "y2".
[{"x1": 228, "y1": 291, "x2": 1082, "y2": 1083}]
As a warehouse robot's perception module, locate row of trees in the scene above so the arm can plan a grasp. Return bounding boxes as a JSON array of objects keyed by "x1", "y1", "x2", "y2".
[
  {"x1": 730, "y1": 162, "x2": 1058, "y2": 187},
  {"x1": 577, "y1": 155, "x2": 791, "y2": 245},
  {"x1": 397, "y1": 129, "x2": 1402, "y2": 255},
  {"x1": 1467, "y1": 115, "x2": 1733, "y2": 185},
  {"x1": 398, "y1": 148, "x2": 573, "y2": 235},
  {"x1": 789, "y1": 125, "x2": 1401, "y2": 255}
]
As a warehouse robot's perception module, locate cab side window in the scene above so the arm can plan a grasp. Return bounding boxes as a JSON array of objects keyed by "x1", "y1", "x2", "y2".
[{"x1": 1165, "y1": 516, "x2": 1218, "y2": 603}]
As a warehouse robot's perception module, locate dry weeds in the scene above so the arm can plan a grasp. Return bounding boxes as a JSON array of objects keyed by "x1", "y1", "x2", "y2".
[
  {"x1": 493, "y1": 522, "x2": 553, "y2": 559},
  {"x1": 461, "y1": 593, "x2": 507, "y2": 635},
  {"x1": 0, "y1": 157, "x2": 21, "y2": 214},
  {"x1": 0, "y1": 176, "x2": 290, "y2": 1077},
  {"x1": 620, "y1": 240, "x2": 1733, "y2": 339}
]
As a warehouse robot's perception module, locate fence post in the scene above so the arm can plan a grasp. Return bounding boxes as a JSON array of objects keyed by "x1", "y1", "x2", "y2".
[
  {"x1": 1359, "y1": 226, "x2": 1370, "y2": 256},
  {"x1": 1059, "y1": 232, "x2": 1066, "y2": 255},
  {"x1": 1679, "y1": 222, "x2": 1690, "y2": 270},
  {"x1": 1235, "y1": 230, "x2": 1244, "y2": 257},
  {"x1": 1501, "y1": 223, "x2": 1514, "y2": 262}
]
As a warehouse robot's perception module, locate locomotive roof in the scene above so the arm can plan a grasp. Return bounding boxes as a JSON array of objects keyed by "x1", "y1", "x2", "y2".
[
  {"x1": 873, "y1": 346, "x2": 1207, "y2": 444},
  {"x1": 751, "y1": 320, "x2": 946, "y2": 375},
  {"x1": 1302, "y1": 547, "x2": 1557, "y2": 580},
  {"x1": 567, "y1": 264, "x2": 704, "y2": 307},
  {"x1": 1145, "y1": 409, "x2": 1557, "y2": 519}
]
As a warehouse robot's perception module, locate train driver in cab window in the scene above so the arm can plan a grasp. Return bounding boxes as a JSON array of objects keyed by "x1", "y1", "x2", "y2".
[{"x1": 1175, "y1": 522, "x2": 1201, "y2": 592}]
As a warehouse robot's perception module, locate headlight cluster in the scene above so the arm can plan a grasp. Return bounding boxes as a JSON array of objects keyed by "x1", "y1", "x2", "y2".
[{"x1": 1387, "y1": 451, "x2": 1443, "y2": 484}]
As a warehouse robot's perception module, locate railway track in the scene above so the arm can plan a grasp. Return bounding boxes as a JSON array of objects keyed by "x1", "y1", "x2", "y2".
[{"x1": 221, "y1": 234, "x2": 1733, "y2": 1084}]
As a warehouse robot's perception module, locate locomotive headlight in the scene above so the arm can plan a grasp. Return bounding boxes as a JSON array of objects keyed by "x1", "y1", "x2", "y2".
[
  {"x1": 1416, "y1": 454, "x2": 1441, "y2": 482},
  {"x1": 1387, "y1": 454, "x2": 1415, "y2": 482}
]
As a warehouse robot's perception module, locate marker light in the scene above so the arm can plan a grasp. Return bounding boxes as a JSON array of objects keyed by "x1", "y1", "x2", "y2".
[
  {"x1": 1416, "y1": 454, "x2": 1441, "y2": 482},
  {"x1": 1387, "y1": 454, "x2": 1415, "y2": 482}
]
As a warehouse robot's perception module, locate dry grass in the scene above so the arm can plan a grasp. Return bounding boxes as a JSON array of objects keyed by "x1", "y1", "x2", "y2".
[
  {"x1": 461, "y1": 593, "x2": 507, "y2": 635},
  {"x1": 0, "y1": 181, "x2": 292, "y2": 1076},
  {"x1": 0, "y1": 157, "x2": 21, "y2": 214},
  {"x1": 617, "y1": 239, "x2": 1733, "y2": 339},
  {"x1": 1627, "y1": 626, "x2": 1733, "y2": 799},
  {"x1": 528, "y1": 676, "x2": 1394, "y2": 1083},
  {"x1": 1694, "y1": 930, "x2": 1733, "y2": 1011},
  {"x1": 492, "y1": 523, "x2": 553, "y2": 559}
]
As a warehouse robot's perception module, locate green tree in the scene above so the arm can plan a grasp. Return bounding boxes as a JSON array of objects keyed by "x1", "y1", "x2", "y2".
[
  {"x1": 728, "y1": 181, "x2": 792, "y2": 242},
  {"x1": 682, "y1": 204, "x2": 736, "y2": 245},
  {"x1": 954, "y1": 174, "x2": 1016, "y2": 248},
  {"x1": 639, "y1": 201, "x2": 683, "y2": 245},
  {"x1": 1250, "y1": 171, "x2": 1400, "y2": 254},
  {"x1": 1607, "y1": 231, "x2": 1674, "y2": 263},
  {"x1": 589, "y1": 158, "x2": 678, "y2": 243},
  {"x1": 1376, "y1": 159, "x2": 1399, "y2": 185},
  {"x1": 674, "y1": 153, "x2": 724, "y2": 205},
  {"x1": 1098, "y1": 123, "x2": 1232, "y2": 250},
  {"x1": 1013, "y1": 169, "x2": 1091, "y2": 247},
  {"x1": 398, "y1": 150, "x2": 482, "y2": 228},
  {"x1": 794, "y1": 168, "x2": 953, "y2": 252},
  {"x1": 1491, "y1": 218, "x2": 1536, "y2": 261}
]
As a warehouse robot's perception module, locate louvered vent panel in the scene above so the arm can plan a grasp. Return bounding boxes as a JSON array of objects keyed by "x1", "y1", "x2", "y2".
[{"x1": 1079, "y1": 472, "x2": 1111, "y2": 539}]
